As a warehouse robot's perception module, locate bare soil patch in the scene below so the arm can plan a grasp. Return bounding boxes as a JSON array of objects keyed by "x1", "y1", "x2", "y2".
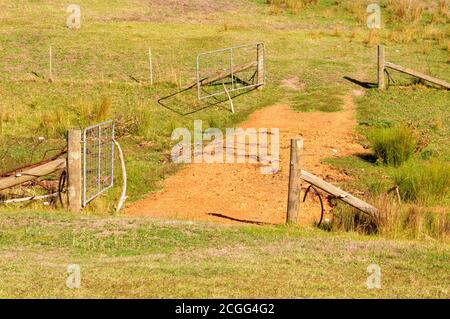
[
  {"x1": 281, "y1": 76, "x2": 305, "y2": 91},
  {"x1": 125, "y1": 94, "x2": 367, "y2": 225}
]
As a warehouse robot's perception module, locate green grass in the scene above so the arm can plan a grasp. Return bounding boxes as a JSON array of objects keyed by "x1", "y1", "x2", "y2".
[
  {"x1": 0, "y1": 211, "x2": 448, "y2": 298},
  {"x1": 0, "y1": 0, "x2": 450, "y2": 298},
  {"x1": 333, "y1": 81, "x2": 450, "y2": 211},
  {"x1": 368, "y1": 125, "x2": 418, "y2": 167},
  {"x1": 357, "y1": 87, "x2": 450, "y2": 161},
  {"x1": 394, "y1": 160, "x2": 450, "y2": 205},
  {"x1": 325, "y1": 32, "x2": 450, "y2": 223},
  {"x1": 0, "y1": 0, "x2": 384, "y2": 205},
  {"x1": 292, "y1": 86, "x2": 344, "y2": 112}
]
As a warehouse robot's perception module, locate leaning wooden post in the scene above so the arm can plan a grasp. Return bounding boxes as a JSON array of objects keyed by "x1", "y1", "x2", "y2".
[
  {"x1": 378, "y1": 45, "x2": 385, "y2": 90},
  {"x1": 67, "y1": 129, "x2": 82, "y2": 212},
  {"x1": 286, "y1": 137, "x2": 303, "y2": 224},
  {"x1": 257, "y1": 43, "x2": 265, "y2": 89}
]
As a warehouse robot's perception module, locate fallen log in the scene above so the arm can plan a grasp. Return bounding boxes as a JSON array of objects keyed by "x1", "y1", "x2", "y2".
[
  {"x1": 384, "y1": 62, "x2": 450, "y2": 89},
  {"x1": 0, "y1": 157, "x2": 66, "y2": 191},
  {"x1": 300, "y1": 170, "x2": 379, "y2": 218}
]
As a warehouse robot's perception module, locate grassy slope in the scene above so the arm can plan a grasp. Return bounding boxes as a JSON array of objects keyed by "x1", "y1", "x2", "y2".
[
  {"x1": 1, "y1": 1, "x2": 447, "y2": 207},
  {"x1": 0, "y1": 0, "x2": 356, "y2": 204},
  {"x1": 0, "y1": 211, "x2": 449, "y2": 298},
  {"x1": 0, "y1": 0, "x2": 449, "y2": 298}
]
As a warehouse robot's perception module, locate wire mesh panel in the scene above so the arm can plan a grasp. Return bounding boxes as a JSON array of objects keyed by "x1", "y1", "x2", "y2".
[
  {"x1": 196, "y1": 43, "x2": 265, "y2": 100},
  {"x1": 83, "y1": 120, "x2": 114, "y2": 207}
]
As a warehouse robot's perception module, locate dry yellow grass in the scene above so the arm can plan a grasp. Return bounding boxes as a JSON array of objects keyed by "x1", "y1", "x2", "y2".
[
  {"x1": 363, "y1": 29, "x2": 380, "y2": 47},
  {"x1": 266, "y1": 0, "x2": 318, "y2": 14},
  {"x1": 387, "y1": 0, "x2": 425, "y2": 24}
]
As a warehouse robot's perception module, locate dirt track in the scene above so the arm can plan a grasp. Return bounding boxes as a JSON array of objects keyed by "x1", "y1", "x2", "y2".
[{"x1": 125, "y1": 94, "x2": 366, "y2": 224}]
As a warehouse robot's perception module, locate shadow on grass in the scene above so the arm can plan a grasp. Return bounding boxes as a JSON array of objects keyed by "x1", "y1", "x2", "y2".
[
  {"x1": 343, "y1": 76, "x2": 377, "y2": 89},
  {"x1": 158, "y1": 83, "x2": 258, "y2": 116},
  {"x1": 356, "y1": 153, "x2": 378, "y2": 164},
  {"x1": 344, "y1": 75, "x2": 444, "y2": 91},
  {"x1": 207, "y1": 213, "x2": 275, "y2": 226}
]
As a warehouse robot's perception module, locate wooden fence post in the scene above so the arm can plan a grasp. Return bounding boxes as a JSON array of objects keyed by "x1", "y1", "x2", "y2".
[
  {"x1": 148, "y1": 48, "x2": 153, "y2": 85},
  {"x1": 67, "y1": 129, "x2": 82, "y2": 212},
  {"x1": 286, "y1": 137, "x2": 303, "y2": 224},
  {"x1": 49, "y1": 44, "x2": 53, "y2": 82},
  {"x1": 257, "y1": 43, "x2": 265, "y2": 89},
  {"x1": 378, "y1": 45, "x2": 385, "y2": 90}
]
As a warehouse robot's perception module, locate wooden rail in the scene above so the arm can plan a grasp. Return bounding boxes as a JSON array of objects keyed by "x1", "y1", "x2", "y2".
[
  {"x1": 0, "y1": 157, "x2": 66, "y2": 191},
  {"x1": 384, "y1": 61, "x2": 450, "y2": 89},
  {"x1": 378, "y1": 45, "x2": 450, "y2": 90},
  {"x1": 300, "y1": 170, "x2": 379, "y2": 218}
]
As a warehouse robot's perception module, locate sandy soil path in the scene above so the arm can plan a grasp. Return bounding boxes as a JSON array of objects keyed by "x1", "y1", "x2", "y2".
[{"x1": 125, "y1": 94, "x2": 366, "y2": 224}]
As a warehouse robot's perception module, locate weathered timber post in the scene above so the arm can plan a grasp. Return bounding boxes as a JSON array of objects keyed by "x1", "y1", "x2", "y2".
[
  {"x1": 286, "y1": 137, "x2": 303, "y2": 224},
  {"x1": 67, "y1": 129, "x2": 82, "y2": 212},
  {"x1": 257, "y1": 43, "x2": 265, "y2": 89},
  {"x1": 378, "y1": 45, "x2": 385, "y2": 90}
]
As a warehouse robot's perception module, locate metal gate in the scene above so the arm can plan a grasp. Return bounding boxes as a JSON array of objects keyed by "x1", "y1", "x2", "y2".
[
  {"x1": 82, "y1": 120, "x2": 114, "y2": 207},
  {"x1": 196, "y1": 43, "x2": 265, "y2": 100}
]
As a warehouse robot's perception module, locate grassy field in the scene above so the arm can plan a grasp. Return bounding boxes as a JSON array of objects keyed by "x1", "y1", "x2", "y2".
[
  {"x1": 0, "y1": 0, "x2": 449, "y2": 298},
  {"x1": 0, "y1": 211, "x2": 449, "y2": 298},
  {"x1": 1, "y1": 0, "x2": 448, "y2": 204}
]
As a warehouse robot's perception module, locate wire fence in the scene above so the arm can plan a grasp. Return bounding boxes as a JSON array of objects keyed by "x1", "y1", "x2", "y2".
[
  {"x1": 83, "y1": 120, "x2": 114, "y2": 207},
  {"x1": 0, "y1": 44, "x2": 177, "y2": 84}
]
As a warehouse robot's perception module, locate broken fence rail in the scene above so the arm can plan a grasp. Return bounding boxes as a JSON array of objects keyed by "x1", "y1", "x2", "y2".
[
  {"x1": 0, "y1": 156, "x2": 66, "y2": 191},
  {"x1": 300, "y1": 170, "x2": 379, "y2": 219}
]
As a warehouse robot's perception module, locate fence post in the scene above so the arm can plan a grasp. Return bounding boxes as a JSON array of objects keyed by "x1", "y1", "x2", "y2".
[
  {"x1": 67, "y1": 129, "x2": 82, "y2": 212},
  {"x1": 286, "y1": 137, "x2": 303, "y2": 224},
  {"x1": 148, "y1": 48, "x2": 153, "y2": 85},
  {"x1": 49, "y1": 44, "x2": 53, "y2": 82},
  {"x1": 378, "y1": 45, "x2": 385, "y2": 90},
  {"x1": 257, "y1": 43, "x2": 265, "y2": 89}
]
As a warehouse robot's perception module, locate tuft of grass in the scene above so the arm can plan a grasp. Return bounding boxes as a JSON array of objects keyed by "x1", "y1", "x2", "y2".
[
  {"x1": 38, "y1": 109, "x2": 68, "y2": 139},
  {"x1": 332, "y1": 196, "x2": 450, "y2": 240},
  {"x1": 437, "y1": 0, "x2": 449, "y2": 17},
  {"x1": 377, "y1": 197, "x2": 450, "y2": 240},
  {"x1": 363, "y1": 29, "x2": 380, "y2": 47},
  {"x1": 387, "y1": 0, "x2": 425, "y2": 24},
  {"x1": 96, "y1": 97, "x2": 112, "y2": 122},
  {"x1": 331, "y1": 205, "x2": 378, "y2": 235},
  {"x1": 368, "y1": 126, "x2": 418, "y2": 167},
  {"x1": 394, "y1": 159, "x2": 450, "y2": 205}
]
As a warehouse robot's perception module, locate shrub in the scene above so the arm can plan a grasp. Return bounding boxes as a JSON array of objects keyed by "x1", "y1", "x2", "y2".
[
  {"x1": 368, "y1": 126, "x2": 418, "y2": 166},
  {"x1": 394, "y1": 160, "x2": 450, "y2": 205}
]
